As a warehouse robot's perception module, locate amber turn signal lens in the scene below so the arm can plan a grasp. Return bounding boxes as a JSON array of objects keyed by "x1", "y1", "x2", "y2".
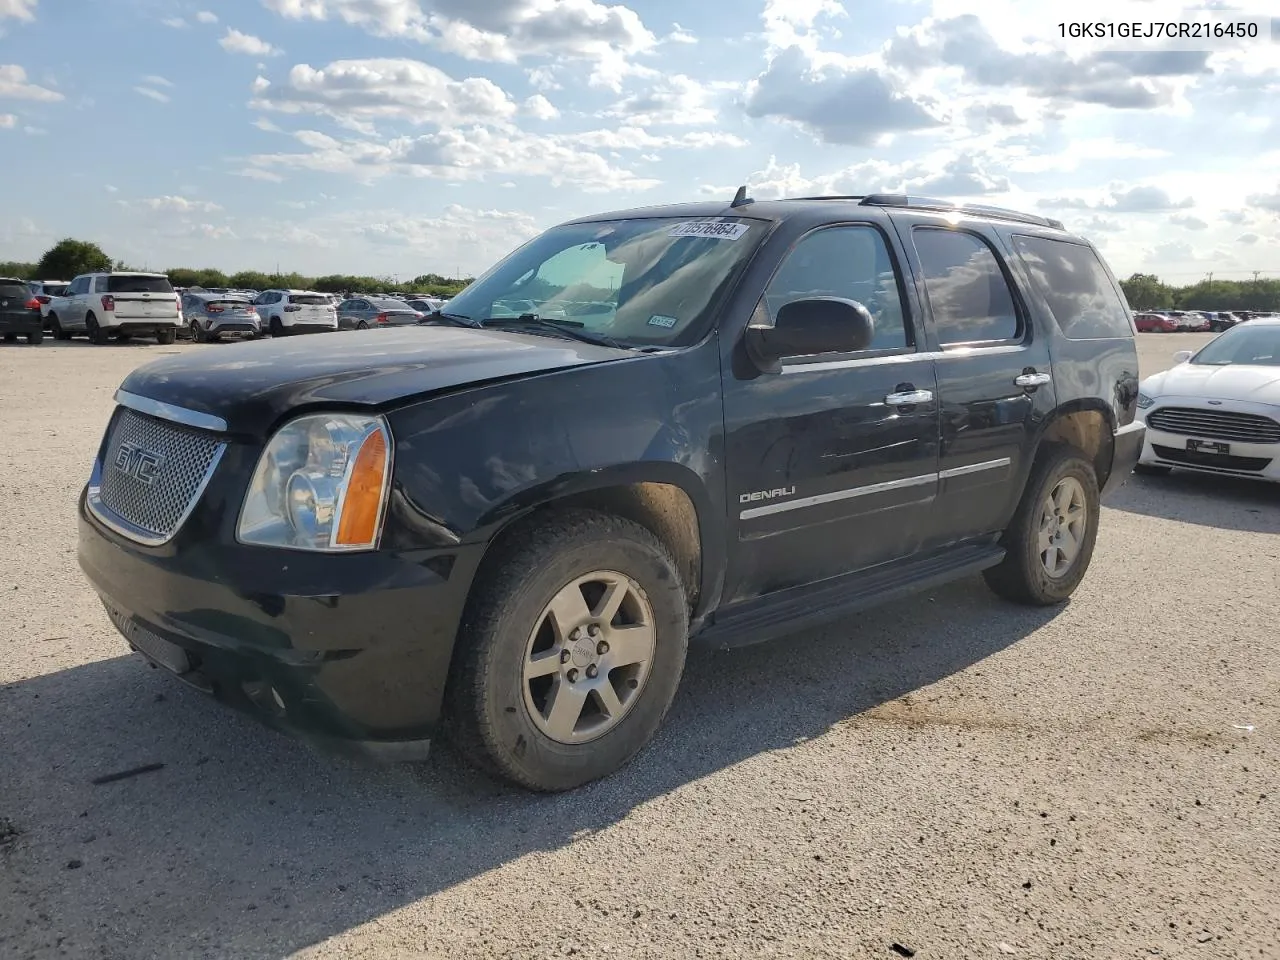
[{"x1": 334, "y1": 428, "x2": 388, "y2": 547}]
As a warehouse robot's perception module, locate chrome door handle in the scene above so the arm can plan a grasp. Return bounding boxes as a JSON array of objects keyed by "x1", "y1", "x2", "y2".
[
  {"x1": 885, "y1": 389, "x2": 934, "y2": 405},
  {"x1": 1015, "y1": 372, "x2": 1052, "y2": 388}
]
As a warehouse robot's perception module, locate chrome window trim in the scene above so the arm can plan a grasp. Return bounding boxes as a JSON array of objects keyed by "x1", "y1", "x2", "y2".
[{"x1": 114, "y1": 389, "x2": 228, "y2": 433}]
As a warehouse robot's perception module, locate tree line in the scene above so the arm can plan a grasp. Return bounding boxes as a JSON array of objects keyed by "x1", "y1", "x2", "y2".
[
  {"x1": 1118, "y1": 273, "x2": 1279, "y2": 312},
  {"x1": 1, "y1": 238, "x2": 473, "y2": 298}
]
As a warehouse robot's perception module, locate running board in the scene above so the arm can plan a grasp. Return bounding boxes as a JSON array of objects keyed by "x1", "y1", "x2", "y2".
[{"x1": 693, "y1": 542, "x2": 1006, "y2": 650}]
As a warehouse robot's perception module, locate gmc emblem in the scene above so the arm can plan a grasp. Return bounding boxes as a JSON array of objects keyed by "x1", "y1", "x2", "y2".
[{"x1": 115, "y1": 442, "x2": 165, "y2": 486}]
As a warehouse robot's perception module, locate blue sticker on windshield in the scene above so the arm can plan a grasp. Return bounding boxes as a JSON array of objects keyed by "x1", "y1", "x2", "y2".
[{"x1": 648, "y1": 315, "x2": 678, "y2": 328}]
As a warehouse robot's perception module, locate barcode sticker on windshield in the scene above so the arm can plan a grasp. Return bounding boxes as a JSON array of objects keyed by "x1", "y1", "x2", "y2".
[
  {"x1": 668, "y1": 220, "x2": 749, "y2": 241},
  {"x1": 648, "y1": 315, "x2": 678, "y2": 328}
]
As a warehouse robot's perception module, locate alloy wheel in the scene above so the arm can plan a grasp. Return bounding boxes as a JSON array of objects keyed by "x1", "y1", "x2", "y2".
[{"x1": 1037, "y1": 477, "x2": 1087, "y2": 578}]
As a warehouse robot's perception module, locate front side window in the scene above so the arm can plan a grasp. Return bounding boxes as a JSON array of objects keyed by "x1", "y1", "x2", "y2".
[
  {"x1": 1013, "y1": 235, "x2": 1132, "y2": 340},
  {"x1": 762, "y1": 224, "x2": 910, "y2": 352},
  {"x1": 913, "y1": 228, "x2": 1021, "y2": 345},
  {"x1": 442, "y1": 216, "x2": 765, "y2": 346}
]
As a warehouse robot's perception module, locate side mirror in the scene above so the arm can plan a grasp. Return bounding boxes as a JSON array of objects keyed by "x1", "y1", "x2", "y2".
[
  {"x1": 744, "y1": 297, "x2": 874, "y2": 373},
  {"x1": 1173, "y1": 350, "x2": 1193, "y2": 364}
]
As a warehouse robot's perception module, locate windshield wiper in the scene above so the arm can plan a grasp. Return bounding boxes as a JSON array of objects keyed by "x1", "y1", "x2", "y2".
[
  {"x1": 422, "y1": 310, "x2": 482, "y2": 328},
  {"x1": 480, "y1": 314, "x2": 627, "y2": 349}
]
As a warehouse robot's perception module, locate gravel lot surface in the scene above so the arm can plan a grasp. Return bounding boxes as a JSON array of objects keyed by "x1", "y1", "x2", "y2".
[{"x1": 1, "y1": 332, "x2": 1277, "y2": 960}]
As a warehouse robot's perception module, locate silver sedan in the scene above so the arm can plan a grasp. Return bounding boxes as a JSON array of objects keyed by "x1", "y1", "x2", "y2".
[{"x1": 336, "y1": 296, "x2": 422, "y2": 330}]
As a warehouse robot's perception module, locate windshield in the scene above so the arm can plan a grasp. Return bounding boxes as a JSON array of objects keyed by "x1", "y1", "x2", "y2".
[
  {"x1": 442, "y1": 216, "x2": 764, "y2": 346},
  {"x1": 1191, "y1": 324, "x2": 1280, "y2": 367},
  {"x1": 107, "y1": 275, "x2": 173, "y2": 294}
]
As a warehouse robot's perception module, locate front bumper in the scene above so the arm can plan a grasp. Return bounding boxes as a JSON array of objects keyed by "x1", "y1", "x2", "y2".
[
  {"x1": 77, "y1": 488, "x2": 484, "y2": 760},
  {"x1": 1102, "y1": 420, "x2": 1145, "y2": 498},
  {"x1": 1138, "y1": 427, "x2": 1280, "y2": 481}
]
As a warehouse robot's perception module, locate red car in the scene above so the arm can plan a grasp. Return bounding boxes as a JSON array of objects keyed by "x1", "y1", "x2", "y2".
[{"x1": 1134, "y1": 312, "x2": 1176, "y2": 332}]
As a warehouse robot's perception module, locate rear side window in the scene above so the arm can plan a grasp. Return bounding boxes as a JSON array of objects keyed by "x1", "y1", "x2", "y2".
[
  {"x1": 912, "y1": 228, "x2": 1021, "y2": 345},
  {"x1": 0, "y1": 282, "x2": 30, "y2": 299},
  {"x1": 289, "y1": 294, "x2": 329, "y2": 305},
  {"x1": 1012, "y1": 235, "x2": 1134, "y2": 340},
  {"x1": 107, "y1": 275, "x2": 173, "y2": 294}
]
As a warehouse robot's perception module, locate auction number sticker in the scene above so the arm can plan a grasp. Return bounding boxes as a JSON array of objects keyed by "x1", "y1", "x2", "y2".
[{"x1": 668, "y1": 220, "x2": 750, "y2": 241}]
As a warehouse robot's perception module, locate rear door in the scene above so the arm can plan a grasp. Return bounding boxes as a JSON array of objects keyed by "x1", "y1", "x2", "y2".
[
  {"x1": 62, "y1": 276, "x2": 89, "y2": 327},
  {"x1": 107, "y1": 275, "x2": 177, "y2": 320},
  {"x1": 891, "y1": 214, "x2": 1057, "y2": 547},
  {"x1": 0, "y1": 279, "x2": 33, "y2": 328}
]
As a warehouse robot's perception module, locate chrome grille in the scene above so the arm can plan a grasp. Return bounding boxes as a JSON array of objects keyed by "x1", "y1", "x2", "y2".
[
  {"x1": 1146, "y1": 406, "x2": 1280, "y2": 444},
  {"x1": 94, "y1": 407, "x2": 225, "y2": 542}
]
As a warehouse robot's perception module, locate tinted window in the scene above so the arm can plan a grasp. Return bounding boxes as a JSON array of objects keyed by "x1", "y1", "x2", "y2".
[
  {"x1": 289, "y1": 294, "x2": 329, "y2": 305},
  {"x1": 68, "y1": 277, "x2": 88, "y2": 295},
  {"x1": 107, "y1": 275, "x2": 173, "y2": 294},
  {"x1": 1012, "y1": 235, "x2": 1132, "y2": 339},
  {"x1": 0, "y1": 282, "x2": 30, "y2": 299},
  {"x1": 913, "y1": 228, "x2": 1020, "y2": 345},
  {"x1": 764, "y1": 225, "x2": 910, "y2": 351},
  {"x1": 93, "y1": 276, "x2": 109, "y2": 293}
]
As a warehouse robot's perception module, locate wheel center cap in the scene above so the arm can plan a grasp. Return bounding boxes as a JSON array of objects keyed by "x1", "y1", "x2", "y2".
[{"x1": 570, "y1": 638, "x2": 596, "y2": 668}]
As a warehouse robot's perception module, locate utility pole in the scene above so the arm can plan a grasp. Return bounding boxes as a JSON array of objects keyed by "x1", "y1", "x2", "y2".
[{"x1": 1253, "y1": 271, "x2": 1261, "y2": 283}]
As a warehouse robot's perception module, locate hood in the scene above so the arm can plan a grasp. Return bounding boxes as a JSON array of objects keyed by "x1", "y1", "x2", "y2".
[
  {"x1": 119, "y1": 325, "x2": 634, "y2": 435},
  {"x1": 1143, "y1": 362, "x2": 1280, "y2": 406}
]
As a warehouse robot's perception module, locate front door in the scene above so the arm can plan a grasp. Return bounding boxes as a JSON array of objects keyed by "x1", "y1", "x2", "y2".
[
  {"x1": 891, "y1": 217, "x2": 1058, "y2": 546},
  {"x1": 721, "y1": 222, "x2": 941, "y2": 605}
]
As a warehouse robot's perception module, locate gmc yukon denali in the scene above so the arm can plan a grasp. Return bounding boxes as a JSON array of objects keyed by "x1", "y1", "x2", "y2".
[{"x1": 77, "y1": 192, "x2": 1144, "y2": 791}]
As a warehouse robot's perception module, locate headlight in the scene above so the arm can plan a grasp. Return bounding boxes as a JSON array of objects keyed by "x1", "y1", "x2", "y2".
[
  {"x1": 1136, "y1": 392, "x2": 1155, "y2": 409},
  {"x1": 237, "y1": 413, "x2": 392, "y2": 551}
]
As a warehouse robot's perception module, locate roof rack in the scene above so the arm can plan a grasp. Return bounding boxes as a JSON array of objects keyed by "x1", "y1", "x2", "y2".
[
  {"x1": 784, "y1": 193, "x2": 1064, "y2": 230},
  {"x1": 859, "y1": 194, "x2": 1066, "y2": 230}
]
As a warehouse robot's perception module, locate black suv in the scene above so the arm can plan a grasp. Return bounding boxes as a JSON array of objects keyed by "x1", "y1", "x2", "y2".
[
  {"x1": 78, "y1": 192, "x2": 1144, "y2": 791},
  {"x1": 0, "y1": 277, "x2": 43, "y2": 344}
]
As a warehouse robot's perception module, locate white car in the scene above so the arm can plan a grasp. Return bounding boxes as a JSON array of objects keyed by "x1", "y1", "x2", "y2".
[
  {"x1": 27, "y1": 279, "x2": 69, "y2": 324},
  {"x1": 252, "y1": 288, "x2": 338, "y2": 336},
  {"x1": 46, "y1": 272, "x2": 182, "y2": 344},
  {"x1": 1135, "y1": 317, "x2": 1280, "y2": 482}
]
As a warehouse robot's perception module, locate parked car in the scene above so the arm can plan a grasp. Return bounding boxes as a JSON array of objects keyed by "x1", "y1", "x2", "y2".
[
  {"x1": 252, "y1": 289, "x2": 338, "y2": 336},
  {"x1": 405, "y1": 297, "x2": 445, "y2": 316},
  {"x1": 182, "y1": 291, "x2": 265, "y2": 343},
  {"x1": 1208, "y1": 312, "x2": 1241, "y2": 332},
  {"x1": 27, "y1": 279, "x2": 69, "y2": 328},
  {"x1": 77, "y1": 192, "x2": 1143, "y2": 791},
  {"x1": 1134, "y1": 312, "x2": 1177, "y2": 332},
  {"x1": 1135, "y1": 318, "x2": 1280, "y2": 482},
  {"x1": 337, "y1": 295, "x2": 420, "y2": 329},
  {"x1": 1, "y1": 276, "x2": 43, "y2": 344},
  {"x1": 47, "y1": 272, "x2": 181, "y2": 344}
]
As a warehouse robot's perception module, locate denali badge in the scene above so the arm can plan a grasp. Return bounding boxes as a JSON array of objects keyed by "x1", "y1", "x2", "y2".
[
  {"x1": 740, "y1": 486, "x2": 796, "y2": 504},
  {"x1": 115, "y1": 442, "x2": 165, "y2": 485}
]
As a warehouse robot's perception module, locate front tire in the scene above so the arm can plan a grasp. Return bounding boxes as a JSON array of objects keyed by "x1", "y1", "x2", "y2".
[
  {"x1": 269, "y1": 317, "x2": 284, "y2": 337},
  {"x1": 445, "y1": 509, "x2": 689, "y2": 792},
  {"x1": 983, "y1": 447, "x2": 1100, "y2": 606},
  {"x1": 26, "y1": 329, "x2": 43, "y2": 345}
]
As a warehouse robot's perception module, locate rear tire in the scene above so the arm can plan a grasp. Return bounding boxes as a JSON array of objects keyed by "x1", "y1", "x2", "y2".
[
  {"x1": 26, "y1": 329, "x2": 43, "y2": 345},
  {"x1": 50, "y1": 315, "x2": 71, "y2": 340},
  {"x1": 156, "y1": 327, "x2": 176, "y2": 345},
  {"x1": 86, "y1": 314, "x2": 110, "y2": 345},
  {"x1": 1133, "y1": 462, "x2": 1172, "y2": 476},
  {"x1": 444, "y1": 509, "x2": 689, "y2": 792},
  {"x1": 2, "y1": 333, "x2": 16, "y2": 343},
  {"x1": 983, "y1": 446, "x2": 1100, "y2": 606},
  {"x1": 191, "y1": 321, "x2": 206, "y2": 343}
]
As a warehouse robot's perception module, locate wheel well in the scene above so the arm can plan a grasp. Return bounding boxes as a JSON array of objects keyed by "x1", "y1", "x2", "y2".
[
  {"x1": 493, "y1": 482, "x2": 702, "y2": 610},
  {"x1": 1038, "y1": 409, "x2": 1114, "y2": 488}
]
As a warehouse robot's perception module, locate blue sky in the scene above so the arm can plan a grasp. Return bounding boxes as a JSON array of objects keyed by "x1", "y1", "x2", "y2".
[{"x1": 1, "y1": 0, "x2": 1278, "y2": 282}]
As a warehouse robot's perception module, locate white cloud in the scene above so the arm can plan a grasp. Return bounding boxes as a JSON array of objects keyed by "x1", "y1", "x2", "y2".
[
  {"x1": 0, "y1": 112, "x2": 14, "y2": 127},
  {"x1": 1238, "y1": 233, "x2": 1260, "y2": 245},
  {"x1": 139, "y1": 195, "x2": 222, "y2": 213},
  {"x1": 142, "y1": 75, "x2": 173, "y2": 88},
  {"x1": 234, "y1": 167, "x2": 286, "y2": 182},
  {"x1": 250, "y1": 59, "x2": 516, "y2": 132},
  {"x1": 522, "y1": 93, "x2": 559, "y2": 120},
  {"x1": 133, "y1": 86, "x2": 170, "y2": 104},
  {"x1": 604, "y1": 74, "x2": 715, "y2": 126},
  {"x1": 261, "y1": 0, "x2": 658, "y2": 84},
  {"x1": 664, "y1": 23, "x2": 695, "y2": 45},
  {"x1": 253, "y1": 116, "x2": 282, "y2": 132},
  {"x1": 105, "y1": 184, "x2": 118, "y2": 193},
  {"x1": 1169, "y1": 213, "x2": 1208, "y2": 230},
  {"x1": 526, "y1": 66, "x2": 561, "y2": 91},
  {"x1": 1246, "y1": 186, "x2": 1280, "y2": 215},
  {"x1": 161, "y1": 16, "x2": 187, "y2": 28},
  {"x1": 0, "y1": 64, "x2": 63, "y2": 101},
  {"x1": 1038, "y1": 185, "x2": 1195, "y2": 213},
  {"x1": 22, "y1": 124, "x2": 43, "y2": 135},
  {"x1": 0, "y1": 0, "x2": 37, "y2": 21},
  {"x1": 195, "y1": 10, "x2": 218, "y2": 24},
  {"x1": 220, "y1": 28, "x2": 282, "y2": 56}
]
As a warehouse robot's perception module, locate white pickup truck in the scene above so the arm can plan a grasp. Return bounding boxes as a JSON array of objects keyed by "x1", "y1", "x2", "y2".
[{"x1": 47, "y1": 272, "x2": 183, "y2": 344}]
